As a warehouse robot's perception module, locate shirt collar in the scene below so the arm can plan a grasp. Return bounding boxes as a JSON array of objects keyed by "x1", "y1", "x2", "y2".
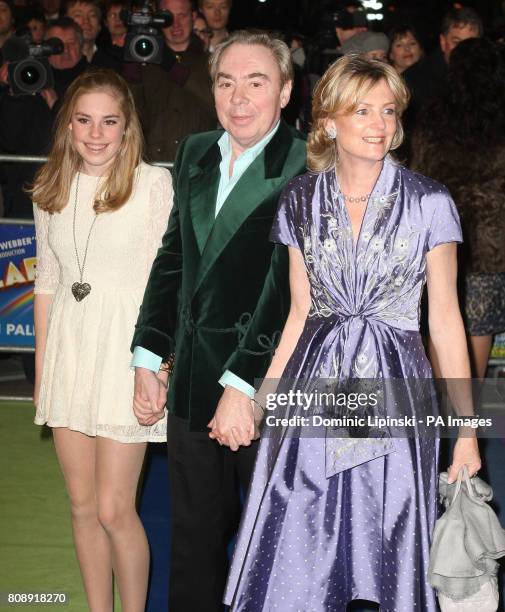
[{"x1": 217, "y1": 120, "x2": 281, "y2": 169}]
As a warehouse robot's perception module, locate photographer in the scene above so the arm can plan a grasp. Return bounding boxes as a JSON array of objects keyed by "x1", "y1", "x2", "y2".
[
  {"x1": 127, "y1": 0, "x2": 216, "y2": 162},
  {"x1": 0, "y1": 0, "x2": 14, "y2": 49},
  {"x1": 158, "y1": 0, "x2": 213, "y2": 111},
  {"x1": 47, "y1": 17, "x2": 88, "y2": 97},
  {"x1": 0, "y1": 17, "x2": 87, "y2": 217}
]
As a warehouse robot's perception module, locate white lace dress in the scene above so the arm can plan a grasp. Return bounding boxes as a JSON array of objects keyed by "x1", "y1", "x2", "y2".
[{"x1": 34, "y1": 162, "x2": 172, "y2": 443}]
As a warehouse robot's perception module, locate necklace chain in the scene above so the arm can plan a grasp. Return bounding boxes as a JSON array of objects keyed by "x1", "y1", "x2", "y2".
[
  {"x1": 72, "y1": 171, "x2": 99, "y2": 284},
  {"x1": 341, "y1": 192, "x2": 371, "y2": 204},
  {"x1": 334, "y1": 168, "x2": 374, "y2": 204}
]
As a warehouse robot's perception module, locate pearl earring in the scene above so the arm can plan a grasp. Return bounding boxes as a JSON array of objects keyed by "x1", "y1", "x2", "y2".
[{"x1": 325, "y1": 126, "x2": 337, "y2": 140}]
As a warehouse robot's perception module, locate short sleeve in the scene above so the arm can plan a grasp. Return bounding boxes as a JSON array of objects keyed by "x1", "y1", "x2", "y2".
[
  {"x1": 269, "y1": 183, "x2": 300, "y2": 249},
  {"x1": 33, "y1": 204, "x2": 59, "y2": 294},
  {"x1": 427, "y1": 192, "x2": 463, "y2": 251},
  {"x1": 147, "y1": 166, "x2": 174, "y2": 261}
]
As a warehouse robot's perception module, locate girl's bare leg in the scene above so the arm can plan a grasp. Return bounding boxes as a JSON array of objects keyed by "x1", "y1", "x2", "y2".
[
  {"x1": 96, "y1": 437, "x2": 149, "y2": 612},
  {"x1": 53, "y1": 429, "x2": 113, "y2": 612}
]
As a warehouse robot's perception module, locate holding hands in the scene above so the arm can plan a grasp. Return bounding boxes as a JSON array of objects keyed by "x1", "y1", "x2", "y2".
[
  {"x1": 133, "y1": 367, "x2": 167, "y2": 426},
  {"x1": 208, "y1": 386, "x2": 255, "y2": 451}
]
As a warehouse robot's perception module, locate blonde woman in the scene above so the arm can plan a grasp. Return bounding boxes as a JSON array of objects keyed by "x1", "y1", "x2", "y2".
[
  {"x1": 224, "y1": 56, "x2": 481, "y2": 611},
  {"x1": 31, "y1": 68, "x2": 172, "y2": 612}
]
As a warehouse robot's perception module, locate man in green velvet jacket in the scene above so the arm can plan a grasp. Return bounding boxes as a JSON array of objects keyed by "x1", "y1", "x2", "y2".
[{"x1": 131, "y1": 31, "x2": 306, "y2": 611}]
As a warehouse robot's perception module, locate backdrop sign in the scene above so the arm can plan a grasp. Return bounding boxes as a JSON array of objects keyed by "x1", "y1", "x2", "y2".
[{"x1": 0, "y1": 220, "x2": 36, "y2": 349}]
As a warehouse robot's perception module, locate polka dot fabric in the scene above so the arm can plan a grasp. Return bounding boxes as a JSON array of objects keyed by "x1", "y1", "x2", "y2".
[{"x1": 225, "y1": 159, "x2": 460, "y2": 611}]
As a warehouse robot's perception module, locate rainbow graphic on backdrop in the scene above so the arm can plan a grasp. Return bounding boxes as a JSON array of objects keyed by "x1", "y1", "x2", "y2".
[
  {"x1": 0, "y1": 286, "x2": 34, "y2": 317},
  {"x1": 0, "y1": 221, "x2": 36, "y2": 349}
]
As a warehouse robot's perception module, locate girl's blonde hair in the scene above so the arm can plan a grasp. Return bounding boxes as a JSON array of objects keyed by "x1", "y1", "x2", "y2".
[
  {"x1": 30, "y1": 68, "x2": 143, "y2": 214},
  {"x1": 308, "y1": 54, "x2": 410, "y2": 172}
]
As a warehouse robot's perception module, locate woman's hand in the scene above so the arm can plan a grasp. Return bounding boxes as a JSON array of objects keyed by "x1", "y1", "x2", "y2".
[{"x1": 447, "y1": 435, "x2": 482, "y2": 483}]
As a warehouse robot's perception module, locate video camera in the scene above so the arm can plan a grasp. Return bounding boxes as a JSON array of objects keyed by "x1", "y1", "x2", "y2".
[
  {"x1": 121, "y1": 3, "x2": 173, "y2": 64},
  {"x1": 2, "y1": 35, "x2": 63, "y2": 95}
]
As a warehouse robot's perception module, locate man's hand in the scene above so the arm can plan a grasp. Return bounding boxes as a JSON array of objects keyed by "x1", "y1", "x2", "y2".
[
  {"x1": 133, "y1": 367, "x2": 166, "y2": 426},
  {"x1": 40, "y1": 88, "x2": 58, "y2": 109},
  {"x1": 0, "y1": 62, "x2": 9, "y2": 86},
  {"x1": 208, "y1": 386, "x2": 255, "y2": 451}
]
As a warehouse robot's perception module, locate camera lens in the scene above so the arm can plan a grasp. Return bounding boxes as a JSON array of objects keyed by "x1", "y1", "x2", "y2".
[
  {"x1": 135, "y1": 37, "x2": 154, "y2": 58},
  {"x1": 12, "y1": 59, "x2": 48, "y2": 94},
  {"x1": 20, "y1": 65, "x2": 41, "y2": 86},
  {"x1": 130, "y1": 34, "x2": 159, "y2": 62}
]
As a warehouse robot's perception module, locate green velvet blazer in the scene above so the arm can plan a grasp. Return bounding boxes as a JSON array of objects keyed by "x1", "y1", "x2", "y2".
[{"x1": 132, "y1": 121, "x2": 307, "y2": 430}]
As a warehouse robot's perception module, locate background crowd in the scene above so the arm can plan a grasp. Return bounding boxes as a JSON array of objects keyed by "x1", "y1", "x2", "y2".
[{"x1": 1, "y1": 0, "x2": 505, "y2": 376}]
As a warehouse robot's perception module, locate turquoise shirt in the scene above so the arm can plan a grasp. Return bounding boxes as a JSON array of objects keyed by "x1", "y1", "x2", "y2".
[
  {"x1": 215, "y1": 120, "x2": 280, "y2": 216},
  {"x1": 132, "y1": 121, "x2": 281, "y2": 398}
]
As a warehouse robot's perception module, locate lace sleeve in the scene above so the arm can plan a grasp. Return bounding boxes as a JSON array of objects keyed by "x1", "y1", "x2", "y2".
[
  {"x1": 33, "y1": 204, "x2": 59, "y2": 294},
  {"x1": 147, "y1": 167, "x2": 174, "y2": 262}
]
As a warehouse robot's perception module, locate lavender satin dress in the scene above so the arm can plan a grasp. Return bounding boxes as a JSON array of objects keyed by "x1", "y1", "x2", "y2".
[{"x1": 224, "y1": 158, "x2": 463, "y2": 612}]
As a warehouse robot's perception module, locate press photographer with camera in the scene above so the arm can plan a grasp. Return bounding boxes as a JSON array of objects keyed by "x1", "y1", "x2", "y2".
[
  {"x1": 124, "y1": 0, "x2": 216, "y2": 162},
  {"x1": 157, "y1": 0, "x2": 213, "y2": 110},
  {"x1": 46, "y1": 18, "x2": 88, "y2": 96},
  {"x1": 0, "y1": 17, "x2": 87, "y2": 218}
]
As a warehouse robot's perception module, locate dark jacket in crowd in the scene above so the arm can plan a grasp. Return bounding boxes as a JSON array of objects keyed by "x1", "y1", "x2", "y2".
[
  {"x1": 402, "y1": 49, "x2": 448, "y2": 136},
  {"x1": 0, "y1": 89, "x2": 53, "y2": 217},
  {"x1": 131, "y1": 62, "x2": 216, "y2": 163},
  {"x1": 88, "y1": 36, "x2": 216, "y2": 162},
  {"x1": 53, "y1": 56, "x2": 89, "y2": 100},
  {"x1": 91, "y1": 40, "x2": 124, "y2": 73},
  {"x1": 411, "y1": 110, "x2": 505, "y2": 274},
  {"x1": 170, "y1": 45, "x2": 214, "y2": 117},
  {"x1": 0, "y1": 58, "x2": 88, "y2": 218}
]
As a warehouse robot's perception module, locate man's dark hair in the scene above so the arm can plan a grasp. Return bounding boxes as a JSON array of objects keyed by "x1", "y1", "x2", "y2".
[
  {"x1": 441, "y1": 7, "x2": 483, "y2": 37},
  {"x1": 334, "y1": 8, "x2": 367, "y2": 31},
  {"x1": 104, "y1": 0, "x2": 128, "y2": 12},
  {"x1": 388, "y1": 24, "x2": 423, "y2": 49},
  {"x1": 46, "y1": 15, "x2": 84, "y2": 44},
  {"x1": 25, "y1": 8, "x2": 46, "y2": 24},
  {"x1": 61, "y1": 0, "x2": 102, "y2": 20}
]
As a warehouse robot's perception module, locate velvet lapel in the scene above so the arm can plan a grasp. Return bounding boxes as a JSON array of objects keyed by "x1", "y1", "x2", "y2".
[
  {"x1": 192, "y1": 121, "x2": 293, "y2": 297},
  {"x1": 188, "y1": 139, "x2": 221, "y2": 254}
]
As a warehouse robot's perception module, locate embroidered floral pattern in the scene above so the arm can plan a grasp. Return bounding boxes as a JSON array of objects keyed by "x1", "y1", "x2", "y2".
[{"x1": 298, "y1": 166, "x2": 422, "y2": 328}]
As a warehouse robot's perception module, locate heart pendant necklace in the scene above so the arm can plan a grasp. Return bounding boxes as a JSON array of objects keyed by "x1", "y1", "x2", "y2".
[{"x1": 72, "y1": 171, "x2": 99, "y2": 302}]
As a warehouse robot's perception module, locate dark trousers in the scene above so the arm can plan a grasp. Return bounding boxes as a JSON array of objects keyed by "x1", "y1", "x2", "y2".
[{"x1": 166, "y1": 414, "x2": 258, "y2": 612}]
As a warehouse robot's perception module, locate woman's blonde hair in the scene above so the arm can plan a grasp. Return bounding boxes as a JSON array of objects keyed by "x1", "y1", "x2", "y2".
[
  {"x1": 30, "y1": 68, "x2": 143, "y2": 214},
  {"x1": 308, "y1": 55, "x2": 410, "y2": 172}
]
